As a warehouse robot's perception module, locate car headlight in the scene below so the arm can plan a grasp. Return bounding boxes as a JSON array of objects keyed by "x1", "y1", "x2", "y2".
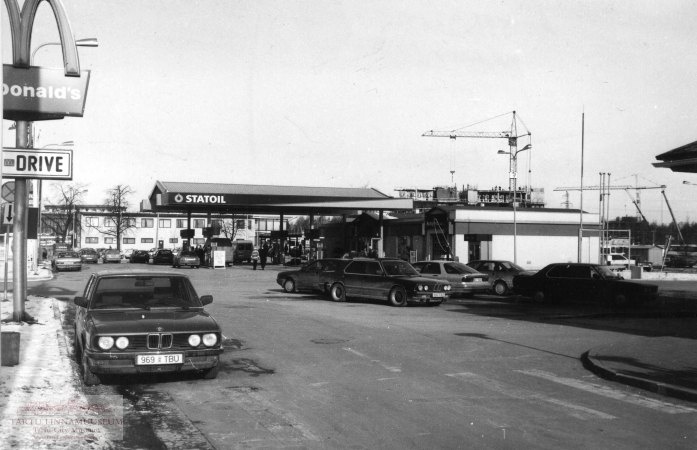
[
  {"x1": 115, "y1": 336, "x2": 129, "y2": 350},
  {"x1": 417, "y1": 285, "x2": 423, "y2": 291},
  {"x1": 202, "y1": 333, "x2": 218, "y2": 347},
  {"x1": 188, "y1": 334, "x2": 202, "y2": 347},
  {"x1": 98, "y1": 336, "x2": 114, "y2": 350},
  {"x1": 444, "y1": 284, "x2": 451, "y2": 291},
  {"x1": 424, "y1": 285, "x2": 429, "y2": 291}
]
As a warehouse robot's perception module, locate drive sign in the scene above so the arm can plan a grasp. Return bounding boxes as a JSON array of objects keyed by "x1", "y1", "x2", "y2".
[{"x1": 2, "y1": 148, "x2": 73, "y2": 180}]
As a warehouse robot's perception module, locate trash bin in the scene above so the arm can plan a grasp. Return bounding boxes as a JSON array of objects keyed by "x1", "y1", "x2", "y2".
[
  {"x1": 1, "y1": 331, "x2": 20, "y2": 366},
  {"x1": 629, "y1": 265, "x2": 642, "y2": 279}
]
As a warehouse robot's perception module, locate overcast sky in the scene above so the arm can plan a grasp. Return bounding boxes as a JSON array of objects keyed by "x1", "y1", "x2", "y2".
[{"x1": 4, "y1": 0, "x2": 697, "y2": 224}]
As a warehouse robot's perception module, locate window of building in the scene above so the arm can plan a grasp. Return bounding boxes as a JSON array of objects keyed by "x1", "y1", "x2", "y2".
[
  {"x1": 193, "y1": 219, "x2": 206, "y2": 228},
  {"x1": 141, "y1": 238, "x2": 154, "y2": 244},
  {"x1": 192, "y1": 238, "x2": 205, "y2": 246},
  {"x1": 104, "y1": 217, "x2": 116, "y2": 227},
  {"x1": 126, "y1": 218, "x2": 136, "y2": 227},
  {"x1": 169, "y1": 238, "x2": 178, "y2": 244},
  {"x1": 141, "y1": 218, "x2": 153, "y2": 228},
  {"x1": 236, "y1": 219, "x2": 246, "y2": 229},
  {"x1": 159, "y1": 219, "x2": 171, "y2": 228},
  {"x1": 176, "y1": 219, "x2": 187, "y2": 228},
  {"x1": 85, "y1": 237, "x2": 98, "y2": 244},
  {"x1": 86, "y1": 217, "x2": 99, "y2": 227},
  {"x1": 104, "y1": 237, "x2": 115, "y2": 244},
  {"x1": 123, "y1": 238, "x2": 135, "y2": 244},
  {"x1": 211, "y1": 219, "x2": 223, "y2": 229}
]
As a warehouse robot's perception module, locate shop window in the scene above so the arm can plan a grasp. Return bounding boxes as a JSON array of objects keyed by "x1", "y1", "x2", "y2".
[{"x1": 193, "y1": 219, "x2": 206, "y2": 228}]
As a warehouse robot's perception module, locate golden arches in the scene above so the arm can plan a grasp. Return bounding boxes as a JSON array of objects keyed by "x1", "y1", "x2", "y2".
[{"x1": 3, "y1": 0, "x2": 81, "y2": 76}]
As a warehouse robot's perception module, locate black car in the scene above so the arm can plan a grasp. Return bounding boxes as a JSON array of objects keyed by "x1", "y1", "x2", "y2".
[
  {"x1": 73, "y1": 270, "x2": 223, "y2": 385},
  {"x1": 325, "y1": 258, "x2": 451, "y2": 306},
  {"x1": 129, "y1": 250, "x2": 151, "y2": 264},
  {"x1": 512, "y1": 263, "x2": 658, "y2": 307},
  {"x1": 151, "y1": 249, "x2": 174, "y2": 265},
  {"x1": 276, "y1": 258, "x2": 351, "y2": 294},
  {"x1": 79, "y1": 248, "x2": 100, "y2": 264}
]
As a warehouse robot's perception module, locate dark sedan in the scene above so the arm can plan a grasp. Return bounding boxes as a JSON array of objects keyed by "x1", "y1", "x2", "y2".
[
  {"x1": 152, "y1": 249, "x2": 174, "y2": 265},
  {"x1": 513, "y1": 262, "x2": 658, "y2": 307},
  {"x1": 276, "y1": 258, "x2": 351, "y2": 294},
  {"x1": 73, "y1": 270, "x2": 223, "y2": 385},
  {"x1": 79, "y1": 248, "x2": 100, "y2": 264},
  {"x1": 129, "y1": 250, "x2": 151, "y2": 264},
  {"x1": 325, "y1": 258, "x2": 451, "y2": 306}
]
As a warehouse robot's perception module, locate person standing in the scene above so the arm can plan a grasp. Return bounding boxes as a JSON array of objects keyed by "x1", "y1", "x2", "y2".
[
  {"x1": 260, "y1": 241, "x2": 269, "y2": 270},
  {"x1": 251, "y1": 247, "x2": 260, "y2": 270}
]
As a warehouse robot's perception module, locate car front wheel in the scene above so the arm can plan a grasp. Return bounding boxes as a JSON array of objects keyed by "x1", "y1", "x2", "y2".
[
  {"x1": 493, "y1": 281, "x2": 508, "y2": 296},
  {"x1": 330, "y1": 283, "x2": 346, "y2": 302},
  {"x1": 283, "y1": 279, "x2": 296, "y2": 293},
  {"x1": 388, "y1": 286, "x2": 407, "y2": 307},
  {"x1": 81, "y1": 348, "x2": 101, "y2": 386}
]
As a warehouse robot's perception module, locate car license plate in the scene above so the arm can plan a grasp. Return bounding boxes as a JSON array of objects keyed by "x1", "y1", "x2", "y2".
[
  {"x1": 432, "y1": 292, "x2": 445, "y2": 298},
  {"x1": 136, "y1": 354, "x2": 183, "y2": 365}
]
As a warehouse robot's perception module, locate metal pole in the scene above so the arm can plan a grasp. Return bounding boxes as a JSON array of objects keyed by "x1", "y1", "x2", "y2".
[
  {"x1": 12, "y1": 122, "x2": 29, "y2": 321},
  {"x1": 578, "y1": 113, "x2": 585, "y2": 262}
]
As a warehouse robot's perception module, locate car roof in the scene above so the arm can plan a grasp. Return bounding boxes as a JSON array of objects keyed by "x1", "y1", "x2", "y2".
[{"x1": 93, "y1": 268, "x2": 187, "y2": 277}]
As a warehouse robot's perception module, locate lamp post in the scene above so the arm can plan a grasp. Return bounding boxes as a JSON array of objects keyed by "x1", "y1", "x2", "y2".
[{"x1": 497, "y1": 144, "x2": 532, "y2": 264}]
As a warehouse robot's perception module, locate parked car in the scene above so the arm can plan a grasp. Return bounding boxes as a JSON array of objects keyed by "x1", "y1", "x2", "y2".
[
  {"x1": 73, "y1": 270, "x2": 223, "y2": 385},
  {"x1": 129, "y1": 250, "x2": 151, "y2": 264},
  {"x1": 276, "y1": 258, "x2": 351, "y2": 294},
  {"x1": 603, "y1": 253, "x2": 636, "y2": 270},
  {"x1": 79, "y1": 248, "x2": 100, "y2": 264},
  {"x1": 466, "y1": 259, "x2": 536, "y2": 296},
  {"x1": 152, "y1": 249, "x2": 174, "y2": 265},
  {"x1": 233, "y1": 240, "x2": 254, "y2": 263},
  {"x1": 122, "y1": 249, "x2": 134, "y2": 259},
  {"x1": 512, "y1": 263, "x2": 658, "y2": 307},
  {"x1": 173, "y1": 250, "x2": 200, "y2": 269},
  {"x1": 412, "y1": 260, "x2": 489, "y2": 296},
  {"x1": 103, "y1": 249, "x2": 122, "y2": 264},
  {"x1": 324, "y1": 258, "x2": 451, "y2": 306},
  {"x1": 52, "y1": 251, "x2": 82, "y2": 272}
]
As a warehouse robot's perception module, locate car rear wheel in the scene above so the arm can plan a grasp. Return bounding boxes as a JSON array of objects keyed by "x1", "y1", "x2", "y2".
[
  {"x1": 532, "y1": 290, "x2": 546, "y2": 304},
  {"x1": 81, "y1": 348, "x2": 101, "y2": 386},
  {"x1": 283, "y1": 279, "x2": 296, "y2": 293},
  {"x1": 330, "y1": 283, "x2": 346, "y2": 302},
  {"x1": 388, "y1": 286, "x2": 407, "y2": 307},
  {"x1": 493, "y1": 281, "x2": 508, "y2": 296}
]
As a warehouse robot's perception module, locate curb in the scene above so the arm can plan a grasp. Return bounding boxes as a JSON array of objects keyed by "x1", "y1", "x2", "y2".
[{"x1": 581, "y1": 351, "x2": 697, "y2": 403}]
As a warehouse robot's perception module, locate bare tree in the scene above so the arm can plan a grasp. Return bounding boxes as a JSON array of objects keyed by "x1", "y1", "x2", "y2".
[
  {"x1": 44, "y1": 183, "x2": 88, "y2": 245},
  {"x1": 86, "y1": 185, "x2": 135, "y2": 251}
]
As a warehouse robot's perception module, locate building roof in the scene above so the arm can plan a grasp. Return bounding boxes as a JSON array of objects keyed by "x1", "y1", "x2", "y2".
[{"x1": 653, "y1": 140, "x2": 697, "y2": 173}]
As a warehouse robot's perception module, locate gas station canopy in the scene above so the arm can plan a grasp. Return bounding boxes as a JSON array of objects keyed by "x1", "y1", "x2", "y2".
[{"x1": 144, "y1": 181, "x2": 414, "y2": 215}]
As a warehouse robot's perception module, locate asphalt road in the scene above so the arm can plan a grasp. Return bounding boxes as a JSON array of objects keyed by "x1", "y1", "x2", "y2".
[{"x1": 30, "y1": 262, "x2": 697, "y2": 449}]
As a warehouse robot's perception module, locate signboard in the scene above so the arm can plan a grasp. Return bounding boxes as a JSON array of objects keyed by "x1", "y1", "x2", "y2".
[
  {"x1": 2, "y1": 148, "x2": 73, "y2": 179},
  {"x1": 212, "y1": 250, "x2": 226, "y2": 269},
  {"x1": 1, "y1": 182, "x2": 14, "y2": 202},
  {"x1": 3, "y1": 65, "x2": 91, "y2": 121},
  {"x1": 2, "y1": 204, "x2": 12, "y2": 225}
]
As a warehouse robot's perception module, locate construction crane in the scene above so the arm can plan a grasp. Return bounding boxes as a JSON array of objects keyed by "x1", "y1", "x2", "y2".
[{"x1": 423, "y1": 111, "x2": 531, "y2": 194}]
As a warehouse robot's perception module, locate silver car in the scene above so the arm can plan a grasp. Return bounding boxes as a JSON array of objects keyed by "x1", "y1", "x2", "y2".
[
  {"x1": 466, "y1": 260, "x2": 536, "y2": 295},
  {"x1": 52, "y1": 251, "x2": 82, "y2": 272},
  {"x1": 413, "y1": 260, "x2": 489, "y2": 297}
]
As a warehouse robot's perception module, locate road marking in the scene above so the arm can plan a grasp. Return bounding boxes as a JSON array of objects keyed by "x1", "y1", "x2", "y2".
[
  {"x1": 343, "y1": 347, "x2": 402, "y2": 373},
  {"x1": 516, "y1": 369, "x2": 697, "y2": 414},
  {"x1": 445, "y1": 372, "x2": 616, "y2": 420}
]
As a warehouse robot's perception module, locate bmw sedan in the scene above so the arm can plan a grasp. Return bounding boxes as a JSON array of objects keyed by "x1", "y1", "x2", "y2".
[
  {"x1": 513, "y1": 263, "x2": 658, "y2": 307},
  {"x1": 413, "y1": 260, "x2": 489, "y2": 296},
  {"x1": 325, "y1": 258, "x2": 451, "y2": 306},
  {"x1": 73, "y1": 270, "x2": 223, "y2": 385}
]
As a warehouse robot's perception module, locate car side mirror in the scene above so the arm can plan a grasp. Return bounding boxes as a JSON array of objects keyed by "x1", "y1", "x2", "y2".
[
  {"x1": 74, "y1": 296, "x2": 88, "y2": 308},
  {"x1": 200, "y1": 295, "x2": 213, "y2": 306}
]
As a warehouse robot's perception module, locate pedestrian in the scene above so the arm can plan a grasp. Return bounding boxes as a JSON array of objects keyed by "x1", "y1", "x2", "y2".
[
  {"x1": 260, "y1": 241, "x2": 269, "y2": 270},
  {"x1": 251, "y1": 247, "x2": 260, "y2": 270}
]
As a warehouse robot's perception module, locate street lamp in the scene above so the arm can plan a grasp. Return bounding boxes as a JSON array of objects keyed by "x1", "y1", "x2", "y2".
[{"x1": 497, "y1": 143, "x2": 532, "y2": 264}]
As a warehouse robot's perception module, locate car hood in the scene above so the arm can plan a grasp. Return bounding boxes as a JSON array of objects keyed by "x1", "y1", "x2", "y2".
[
  {"x1": 390, "y1": 275, "x2": 448, "y2": 285},
  {"x1": 89, "y1": 309, "x2": 219, "y2": 334}
]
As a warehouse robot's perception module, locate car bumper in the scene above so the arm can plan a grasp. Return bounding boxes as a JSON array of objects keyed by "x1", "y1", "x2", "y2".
[
  {"x1": 84, "y1": 348, "x2": 222, "y2": 375},
  {"x1": 406, "y1": 293, "x2": 449, "y2": 304},
  {"x1": 452, "y1": 282, "x2": 490, "y2": 294},
  {"x1": 55, "y1": 264, "x2": 81, "y2": 271}
]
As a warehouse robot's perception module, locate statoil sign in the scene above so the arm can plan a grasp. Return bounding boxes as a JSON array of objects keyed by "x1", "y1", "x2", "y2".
[
  {"x1": 172, "y1": 193, "x2": 228, "y2": 205},
  {"x1": 3, "y1": 65, "x2": 90, "y2": 121}
]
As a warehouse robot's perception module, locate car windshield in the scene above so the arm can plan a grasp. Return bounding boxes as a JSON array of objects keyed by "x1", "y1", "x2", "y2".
[
  {"x1": 58, "y1": 252, "x2": 80, "y2": 258},
  {"x1": 595, "y1": 265, "x2": 621, "y2": 279},
  {"x1": 106, "y1": 250, "x2": 120, "y2": 255},
  {"x1": 500, "y1": 261, "x2": 525, "y2": 271},
  {"x1": 180, "y1": 251, "x2": 196, "y2": 257},
  {"x1": 91, "y1": 276, "x2": 200, "y2": 309},
  {"x1": 82, "y1": 249, "x2": 97, "y2": 254},
  {"x1": 382, "y1": 260, "x2": 420, "y2": 276},
  {"x1": 445, "y1": 262, "x2": 479, "y2": 274}
]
